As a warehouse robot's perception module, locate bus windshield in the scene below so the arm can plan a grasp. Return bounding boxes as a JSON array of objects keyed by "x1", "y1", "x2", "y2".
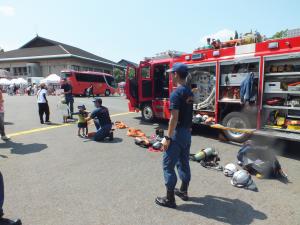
[{"x1": 105, "y1": 76, "x2": 116, "y2": 87}]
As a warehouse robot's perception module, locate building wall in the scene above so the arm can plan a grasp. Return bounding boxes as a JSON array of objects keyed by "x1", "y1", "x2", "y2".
[{"x1": 0, "y1": 57, "x2": 120, "y2": 78}]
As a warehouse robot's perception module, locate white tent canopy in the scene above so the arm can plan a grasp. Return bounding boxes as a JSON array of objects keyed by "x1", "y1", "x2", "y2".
[
  {"x1": 0, "y1": 78, "x2": 11, "y2": 85},
  {"x1": 16, "y1": 78, "x2": 28, "y2": 85},
  {"x1": 10, "y1": 78, "x2": 18, "y2": 84},
  {"x1": 42, "y1": 74, "x2": 61, "y2": 84}
]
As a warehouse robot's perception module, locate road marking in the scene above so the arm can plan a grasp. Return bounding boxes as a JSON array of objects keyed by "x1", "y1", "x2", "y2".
[
  {"x1": 8, "y1": 124, "x2": 71, "y2": 138},
  {"x1": 8, "y1": 112, "x2": 134, "y2": 138}
]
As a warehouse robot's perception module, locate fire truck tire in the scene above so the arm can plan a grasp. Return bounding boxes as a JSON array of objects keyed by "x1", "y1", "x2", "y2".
[
  {"x1": 105, "y1": 89, "x2": 111, "y2": 96},
  {"x1": 141, "y1": 104, "x2": 154, "y2": 122},
  {"x1": 222, "y1": 112, "x2": 252, "y2": 143}
]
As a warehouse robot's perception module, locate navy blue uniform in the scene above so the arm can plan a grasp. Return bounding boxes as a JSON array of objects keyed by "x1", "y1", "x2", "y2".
[
  {"x1": 61, "y1": 83, "x2": 74, "y2": 117},
  {"x1": 163, "y1": 85, "x2": 193, "y2": 190},
  {"x1": 90, "y1": 106, "x2": 112, "y2": 141}
]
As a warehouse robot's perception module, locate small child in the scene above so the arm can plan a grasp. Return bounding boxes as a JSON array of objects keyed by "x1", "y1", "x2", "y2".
[{"x1": 73, "y1": 105, "x2": 89, "y2": 137}]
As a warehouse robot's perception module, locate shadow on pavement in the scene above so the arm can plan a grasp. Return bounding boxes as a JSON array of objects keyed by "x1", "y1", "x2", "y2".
[
  {"x1": 44, "y1": 122, "x2": 63, "y2": 126},
  {"x1": 0, "y1": 140, "x2": 47, "y2": 155},
  {"x1": 83, "y1": 137, "x2": 123, "y2": 143},
  {"x1": 178, "y1": 195, "x2": 267, "y2": 225},
  {"x1": 103, "y1": 137, "x2": 123, "y2": 143}
]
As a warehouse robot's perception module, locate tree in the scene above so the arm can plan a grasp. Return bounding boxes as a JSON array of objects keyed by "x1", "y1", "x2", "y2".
[
  {"x1": 113, "y1": 68, "x2": 125, "y2": 83},
  {"x1": 0, "y1": 47, "x2": 4, "y2": 53},
  {"x1": 271, "y1": 29, "x2": 288, "y2": 39}
]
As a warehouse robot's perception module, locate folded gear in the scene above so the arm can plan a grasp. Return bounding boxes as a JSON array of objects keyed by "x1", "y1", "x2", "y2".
[
  {"x1": 265, "y1": 97, "x2": 285, "y2": 106},
  {"x1": 115, "y1": 121, "x2": 128, "y2": 129},
  {"x1": 134, "y1": 137, "x2": 150, "y2": 148},
  {"x1": 127, "y1": 128, "x2": 146, "y2": 137}
]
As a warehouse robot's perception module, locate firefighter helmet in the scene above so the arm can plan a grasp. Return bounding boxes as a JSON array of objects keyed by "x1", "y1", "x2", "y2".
[{"x1": 223, "y1": 163, "x2": 238, "y2": 177}]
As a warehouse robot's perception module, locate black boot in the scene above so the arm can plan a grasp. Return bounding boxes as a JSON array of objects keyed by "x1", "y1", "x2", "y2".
[
  {"x1": 108, "y1": 131, "x2": 114, "y2": 141},
  {"x1": 175, "y1": 182, "x2": 189, "y2": 201},
  {"x1": 155, "y1": 190, "x2": 176, "y2": 208},
  {"x1": 0, "y1": 218, "x2": 22, "y2": 225}
]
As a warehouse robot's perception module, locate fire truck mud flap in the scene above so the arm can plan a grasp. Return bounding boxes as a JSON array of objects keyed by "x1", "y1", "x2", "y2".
[{"x1": 222, "y1": 112, "x2": 253, "y2": 143}]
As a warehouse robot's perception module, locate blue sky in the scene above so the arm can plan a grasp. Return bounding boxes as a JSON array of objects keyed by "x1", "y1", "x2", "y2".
[{"x1": 0, "y1": 0, "x2": 299, "y2": 63}]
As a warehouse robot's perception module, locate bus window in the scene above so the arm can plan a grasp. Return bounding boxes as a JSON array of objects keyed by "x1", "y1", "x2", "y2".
[{"x1": 75, "y1": 73, "x2": 105, "y2": 83}]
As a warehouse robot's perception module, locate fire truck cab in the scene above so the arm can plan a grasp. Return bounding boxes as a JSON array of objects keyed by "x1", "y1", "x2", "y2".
[
  {"x1": 126, "y1": 37, "x2": 300, "y2": 143},
  {"x1": 125, "y1": 51, "x2": 181, "y2": 121}
]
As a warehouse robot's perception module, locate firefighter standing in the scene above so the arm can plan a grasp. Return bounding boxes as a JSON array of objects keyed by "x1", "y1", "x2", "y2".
[{"x1": 155, "y1": 63, "x2": 193, "y2": 208}]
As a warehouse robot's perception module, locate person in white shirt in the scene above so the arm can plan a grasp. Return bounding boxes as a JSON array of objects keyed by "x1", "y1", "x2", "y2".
[{"x1": 37, "y1": 83, "x2": 50, "y2": 124}]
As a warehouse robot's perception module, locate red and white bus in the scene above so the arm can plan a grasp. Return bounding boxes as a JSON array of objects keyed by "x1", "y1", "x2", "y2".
[
  {"x1": 126, "y1": 36, "x2": 300, "y2": 142},
  {"x1": 61, "y1": 70, "x2": 116, "y2": 96}
]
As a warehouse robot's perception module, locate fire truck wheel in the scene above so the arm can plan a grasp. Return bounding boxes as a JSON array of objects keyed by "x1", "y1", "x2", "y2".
[
  {"x1": 105, "y1": 89, "x2": 111, "y2": 96},
  {"x1": 222, "y1": 112, "x2": 251, "y2": 143},
  {"x1": 141, "y1": 104, "x2": 154, "y2": 122}
]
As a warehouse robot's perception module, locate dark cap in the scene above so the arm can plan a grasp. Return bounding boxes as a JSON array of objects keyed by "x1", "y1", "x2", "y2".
[
  {"x1": 77, "y1": 104, "x2": 86, "y2": 110},
  {"x1": 93, "y1": 97, "x2": 102, "y2": 105},
  {"x1": 166, "y1": 63, "x2": 188, "y2": 74}
]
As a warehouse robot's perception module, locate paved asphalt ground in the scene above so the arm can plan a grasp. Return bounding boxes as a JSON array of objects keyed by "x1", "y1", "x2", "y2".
[{"x1": 0, "y1": 95, "x2": 299, "y2": 225}]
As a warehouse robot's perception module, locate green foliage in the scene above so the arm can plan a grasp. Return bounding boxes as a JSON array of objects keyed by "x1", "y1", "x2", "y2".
[
  {"x1": 113, "y1": 68, "x2": 125, "y2": 83},
  {"x1": 141, "y1": 67, "x2": 150, "y2": 78},
  {"x1": 271, "y1": 29, "x2": 288, "y2": 39},
  {"x1": 128, "y1": 67, "x2": 136, "y2": 80}
]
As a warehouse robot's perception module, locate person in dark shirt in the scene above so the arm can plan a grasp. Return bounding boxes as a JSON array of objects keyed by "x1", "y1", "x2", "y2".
[
  {"x1": 61, "y1": 79, "x2": 74, "y2": 119},
  {"x1": 88, "y1": 84, "x2": 94, "y2": 98},
  {"x1": 85, "y1": 98, "x2": 113, "y2": 141},
  {"x1": 155, "y1": 63, "x2": 193, "y2": 209}
]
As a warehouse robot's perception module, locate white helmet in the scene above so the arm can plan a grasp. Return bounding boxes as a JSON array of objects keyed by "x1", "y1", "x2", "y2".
[
  {"x1": 223, "y1": 163, "x2": 238, "y2": 177},
  {"x1": 231, "y1": 170, "x2": 258, "y2": 191}
]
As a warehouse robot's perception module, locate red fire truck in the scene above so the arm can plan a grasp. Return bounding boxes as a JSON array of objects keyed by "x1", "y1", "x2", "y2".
[{"x1": 125, "y1": 37, "x2": 300, "y2": 142}]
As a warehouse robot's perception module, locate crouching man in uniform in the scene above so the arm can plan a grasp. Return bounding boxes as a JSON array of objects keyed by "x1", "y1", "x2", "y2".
[
  {"x1": 155, "y1": 63, "x2": 193, "y2": 208},
  {"x1": 86, "y1": 98, "x2": 113, "y2": 141}
]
